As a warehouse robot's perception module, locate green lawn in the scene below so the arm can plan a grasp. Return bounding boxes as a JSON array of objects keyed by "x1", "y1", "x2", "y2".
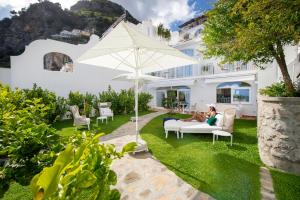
[
  {"x1": 271, "y1": 169, "x2": 300, "y2": 200},
  {"x1": 54, "y1": 111, "x2": 153, "y2": 140},
  {"x1": 141, "y1": 113, "x2": 262, "y2": 200}
]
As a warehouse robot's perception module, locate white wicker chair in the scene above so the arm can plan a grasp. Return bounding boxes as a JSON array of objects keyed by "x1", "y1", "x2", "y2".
[
  {"x1": 70, "y1": 105, "x2": 90, "y2": 130},
  {"x1": 98, "y1": 103, "x2": 114, "y2": 121}
]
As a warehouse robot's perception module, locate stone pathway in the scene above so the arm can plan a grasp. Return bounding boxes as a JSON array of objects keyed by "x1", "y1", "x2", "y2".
[
  {"x1": 260, "y1": 167, "x2": 276, "y2": 200},
  {"x1": 100, "y1": 111, "x2": 215, "y2": 200}
]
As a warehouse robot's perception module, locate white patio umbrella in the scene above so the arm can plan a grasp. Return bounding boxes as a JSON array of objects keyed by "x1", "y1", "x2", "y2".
[{"x1": 77, "y1": 21, "x2": 198, "y2": 144}]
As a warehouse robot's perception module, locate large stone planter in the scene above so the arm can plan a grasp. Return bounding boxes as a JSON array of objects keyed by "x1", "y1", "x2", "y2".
[{"x1": 258, "y1": 96, "x2": 300, "y2": 175}]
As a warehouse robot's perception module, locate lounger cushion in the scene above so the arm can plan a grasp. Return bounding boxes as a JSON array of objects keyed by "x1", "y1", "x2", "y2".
[
  {"x1": 180, "y1": 122, "x2": 222, "y2": 133},
  {"x1": 164, "y1": 120, "x2": 183, "y2": 131},
  {"x1": 215, "y1": 113, "x2": 224, "y2": 127}
]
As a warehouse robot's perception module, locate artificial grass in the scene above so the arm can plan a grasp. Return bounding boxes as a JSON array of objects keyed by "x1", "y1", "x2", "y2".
[
  {"x1": 53, "y1": 111, "x2": 153, "y2": 140},
  {"x1": 271, "y1": 169, "x2": 300, "y2": 200},
  {"x1": 141, "y1": 113, "x2": 262, "y2": 200}
]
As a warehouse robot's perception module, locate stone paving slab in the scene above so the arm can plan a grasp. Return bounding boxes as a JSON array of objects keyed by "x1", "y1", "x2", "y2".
[
  {"x1": 260, "y1": 167, "x2": 276, "y2": 200},
  {"x1": 100, "y1": 111, "x2": 215, "y2": 200}
]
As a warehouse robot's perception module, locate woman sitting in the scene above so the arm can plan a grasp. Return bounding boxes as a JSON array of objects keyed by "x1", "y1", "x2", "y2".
[{"x1": 182, "y1": 106, "x2": 217, "y2": 122}]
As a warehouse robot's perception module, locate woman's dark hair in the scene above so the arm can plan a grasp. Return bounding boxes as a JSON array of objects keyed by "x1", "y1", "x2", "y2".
[{"x1": 210, "y1": 106, "x2": 216, "y2": 112}]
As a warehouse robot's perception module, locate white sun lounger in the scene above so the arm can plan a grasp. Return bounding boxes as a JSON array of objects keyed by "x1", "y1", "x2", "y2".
[
  {"x1": 164, "y1": 120, "x2": 222, "y2": 138},
  {"x1": 164, "y1": 108, "x2": 236, "y2": 139}
]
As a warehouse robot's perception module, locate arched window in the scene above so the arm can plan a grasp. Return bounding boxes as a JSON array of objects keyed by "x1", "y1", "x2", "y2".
[
  {"x1": 194, "y1": 28, "x2": 202, "y2": 37},
  {"x1": 183, "y1": 33, "x2": 190, "y2": 40},
  {"x1": 44, "y1": 52, "x2": 73, "y2": 72},
  {"x1": 216, "y1": 82, "x2": 251, "y2": 104}
]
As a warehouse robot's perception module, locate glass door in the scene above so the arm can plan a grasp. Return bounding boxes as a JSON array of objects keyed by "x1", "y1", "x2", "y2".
[
  {"x1": 156, "y1": 91, "x2": 165, "y2": 107},
  {"x1": 177, "y1": 89, "x2": 191, "y2": 108}
]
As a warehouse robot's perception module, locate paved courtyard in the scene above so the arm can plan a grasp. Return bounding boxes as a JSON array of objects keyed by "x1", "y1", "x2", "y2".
[{"x1": 100, "y1": 111, "x2": 214, "y2": 200}]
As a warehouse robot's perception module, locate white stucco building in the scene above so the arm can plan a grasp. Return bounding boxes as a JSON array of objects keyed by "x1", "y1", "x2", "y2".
[
  {"x1": 0, "y1": 16, "x2": 299, "y2": 117},
  {"x1": 144, "y1": 15, "x2": 300, "y2": 117},
  {"x1": 0, "y1": 20, "x2": 162, "y2": 97},
  {"x1": 145, "y1": 16, "x2": 258, "y2": 117}
]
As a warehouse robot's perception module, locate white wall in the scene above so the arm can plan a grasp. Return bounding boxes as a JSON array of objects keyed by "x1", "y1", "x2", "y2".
[
  {"x1": 10, "y1": 35, "x2": 133, "y2": 97},
  {"x1": 257, "y1": 45, "x2": 300, "y2": 89},
  {"x1": 190, "y1": 80, "x2": 257, "y2": 116},
  {"x1": 0, "y1": 68, "x2": 11, "y2": 85}
]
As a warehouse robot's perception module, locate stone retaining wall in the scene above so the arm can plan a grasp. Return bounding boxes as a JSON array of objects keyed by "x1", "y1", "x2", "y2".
[{"x1": 258, "y1": 96, "x2": 300, "y2": 175}]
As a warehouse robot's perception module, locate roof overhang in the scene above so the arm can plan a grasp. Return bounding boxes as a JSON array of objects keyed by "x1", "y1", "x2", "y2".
[
  {"x1": 147, "y1": 79, "x2": 195, "y2": 88},
  {"x1": 205, "y1": 75, "x2": 256, "y2": 84}
]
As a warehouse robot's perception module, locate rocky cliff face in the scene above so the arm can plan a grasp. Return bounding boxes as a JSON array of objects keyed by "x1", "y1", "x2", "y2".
[{"x1": 0, "y1": 0, "x2": 139, "y2": 68}]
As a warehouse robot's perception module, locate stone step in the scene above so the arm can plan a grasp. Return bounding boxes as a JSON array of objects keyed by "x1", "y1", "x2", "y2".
[{"x1": 260, "y1": 167, "x2": 276, "y2": 200}]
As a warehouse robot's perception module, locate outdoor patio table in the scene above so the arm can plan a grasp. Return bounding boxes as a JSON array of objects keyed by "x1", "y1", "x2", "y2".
[
  {"x1": 212, "y1": 130, "x2": 233, "y2": 146},
  {"x1": 97, "y1": 116, "x2": 108, "y2": 125}
]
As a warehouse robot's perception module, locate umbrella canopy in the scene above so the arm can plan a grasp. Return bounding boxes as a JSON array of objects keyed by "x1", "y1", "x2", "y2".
[
  {"x1": 77, "y1": 21, "x2": 198, "y2": 145},
  {"x1": 77, "y1": 21, "x2": 198, "y2": 73},
  {"x1": 112, "y1": 73, "x2": 163, "y2": 83}
]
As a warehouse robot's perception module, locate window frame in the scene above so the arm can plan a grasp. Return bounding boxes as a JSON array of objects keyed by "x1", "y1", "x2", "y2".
[
  {"x1": 231, "y1": 87, "x2": 252, "y2": 104},
  {"x1": 216, "y1": 82, "x2": 252, "y2": 105},
  {"x1": 216, "y1": 87, "x2": 232, "y2": 104}
]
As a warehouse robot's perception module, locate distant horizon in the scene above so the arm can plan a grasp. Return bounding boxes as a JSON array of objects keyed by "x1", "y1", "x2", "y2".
[{"x1": 0, "y1": 0, "x2": 215, "y2": 31}]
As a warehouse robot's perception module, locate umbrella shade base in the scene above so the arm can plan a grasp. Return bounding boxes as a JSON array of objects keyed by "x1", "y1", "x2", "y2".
[
  {"x1": 133, "y1": 139, "x2": 148, "y2": 154},
  {"x1": 131, "y1": 116, "x2": 139, "y2": 122}
]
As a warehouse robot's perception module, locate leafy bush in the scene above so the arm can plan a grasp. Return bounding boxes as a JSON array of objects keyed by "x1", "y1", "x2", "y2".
[
  {"x1": 99, "y1": 87, "x2": 152, "y2": 115},
  {"x1": 31, "y1": 133, "x2": 136, "y2": 200},
  {"x1": 56, "y1": 96, "x2": 69, "y2": 120},
  {"x1": 98, "y1": 86, "x2": 121, "y2": 114},
  {"x1": 138, "y1": 92, "x2": 152, "y2": 111},
  {"x1": 23, "y1": 84, "x2": 61, "y2": 123},
  {"x1": 259, "y1": 82, "x2": 299, "y2": 97},
  {"x1": 0, "y1": 84, "x2": 63, "y2": 186},
  {"x1": 68, "y1": 91, "x2": 85, "y2": 109},
  {"x1": 118, "y1": 89, "x2": 134, "y2": 114},
  {"x1": 68, "y1": 92, "x2": 98, "y2": 117}
]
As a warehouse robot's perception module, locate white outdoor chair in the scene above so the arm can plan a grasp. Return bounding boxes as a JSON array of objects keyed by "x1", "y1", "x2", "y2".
[
  {"x1": 213, "y1": 108, "x2": 236, "y2": 146},
  {"x1": 70, "y1": 105, "x2": 90, "y2": 130},
  {"x1": 98, "y1": 103, "x2": 114, "y2": 121}
]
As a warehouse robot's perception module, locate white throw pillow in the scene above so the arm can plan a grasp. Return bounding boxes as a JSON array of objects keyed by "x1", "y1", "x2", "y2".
[
  {"x1": 101, "y1": 108, "x2": 112, "y2": 115},
  {"x1": 215, "y1": 113, "x2": 224, "y2": 127}
]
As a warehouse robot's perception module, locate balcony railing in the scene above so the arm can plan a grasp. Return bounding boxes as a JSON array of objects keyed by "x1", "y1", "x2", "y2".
[{"x1": 151, "y1": 63, "x2": 256, "y2": 79}]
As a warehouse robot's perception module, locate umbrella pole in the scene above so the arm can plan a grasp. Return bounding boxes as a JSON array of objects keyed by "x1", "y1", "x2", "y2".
[{"x1": 135, "y1": 70, "x2": 139, "y2": 143}]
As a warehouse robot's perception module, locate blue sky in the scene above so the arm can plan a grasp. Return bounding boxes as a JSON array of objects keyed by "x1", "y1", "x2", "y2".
[
  {"x1": 170, "y1": 0, "x2": 215, "y2": 30},
  {"x1": 0, "y1": 0, "x2": 216, "y2": 30}
]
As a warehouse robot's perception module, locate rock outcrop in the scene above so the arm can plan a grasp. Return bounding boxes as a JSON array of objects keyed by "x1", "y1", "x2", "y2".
[{"x1": 0, "y1": 0, "x2": 139, "y2": 68}]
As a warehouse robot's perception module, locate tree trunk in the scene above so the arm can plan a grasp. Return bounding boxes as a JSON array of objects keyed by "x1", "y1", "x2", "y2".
[{"x1": 271, "y1": 42, "x2": 296, "y2": 95}]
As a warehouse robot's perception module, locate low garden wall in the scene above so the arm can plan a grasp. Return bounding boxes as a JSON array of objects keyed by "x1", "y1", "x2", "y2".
[{"x1": 258, "y1": 96, "x2": 300, "y2": 175}]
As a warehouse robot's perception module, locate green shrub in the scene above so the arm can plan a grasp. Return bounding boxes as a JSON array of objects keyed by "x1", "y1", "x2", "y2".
[
  {"x1": 68, "y1": 91, "x2": 85, "y2": 109},
  {"x1": 138, "y1": 92, "x2": 152, "y2": 111},
  {"x1": 0, "y1": 85, "x2": 63, "y2": 186},
  {"x1": 259, "y1": 82, "x2": 299, "y2": 97},
  {"x1": 99, "y1": 87, "x2": 152, "y2": 114},
  {"x1": 31, "y1": 132, "x2": 136, "y2": 200},
  {"x1": 118, "y1": 89, "x2": 134, "y2": 114},
  {"x1": 23, "y1": 83, "x2": 61, "y2": 123},
  {"x1": 56, "y1": 96, "x2": 68, "y2": 120},
  {"x1": 98, "y1": 86, "x2": 121, "y2": 114}
]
